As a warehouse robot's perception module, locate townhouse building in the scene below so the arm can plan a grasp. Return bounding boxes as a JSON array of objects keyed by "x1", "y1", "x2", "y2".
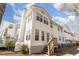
[
  {"x1": 0, "y1": 20, "x2": 17, "y2": 47},
  {"x1": 1, "y1": 20, "x2": 17, "y2": 39},
  {"x1": 15, "y1": 5, "x2": 67, "y2": 54},
  {"x1": 62, "y1": 25, "x2": 76, "y2": 47}
]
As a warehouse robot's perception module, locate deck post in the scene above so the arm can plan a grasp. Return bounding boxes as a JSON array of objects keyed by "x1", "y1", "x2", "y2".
[{"x1": 48, "y1": 44, "x2": 50, "y2": 56}]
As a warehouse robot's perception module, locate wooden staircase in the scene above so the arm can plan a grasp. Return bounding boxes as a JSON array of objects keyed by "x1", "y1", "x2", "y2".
[{"x1": 47, "y1": 37, "x2": 58, "y2": 56}]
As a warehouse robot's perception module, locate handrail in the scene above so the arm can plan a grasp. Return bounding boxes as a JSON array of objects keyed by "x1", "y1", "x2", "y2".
[
  {"x1": 47, "y1": 35, "x2": 58, "y2": 55},
  {"x1": 48, "y1": 36, "x2": 56, "y2": 44}
]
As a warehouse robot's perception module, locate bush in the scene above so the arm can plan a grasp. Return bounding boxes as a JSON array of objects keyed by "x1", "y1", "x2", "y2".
[
  {"x1": 6, "y1": 39, "x2": 15, "y2": 51},
  {"x1": 20, "y1": 44, "x2": 29, "y2": 54}
]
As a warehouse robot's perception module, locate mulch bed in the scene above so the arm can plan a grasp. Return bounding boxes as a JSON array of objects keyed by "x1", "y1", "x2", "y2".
[{"x1": 0, "y1": 50, "x2": 29, "y2": 56}]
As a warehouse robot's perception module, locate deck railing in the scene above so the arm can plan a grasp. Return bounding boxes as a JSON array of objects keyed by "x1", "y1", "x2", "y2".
[{"x1": 48, "y1": 36, "x2": 58, "y2": 56}]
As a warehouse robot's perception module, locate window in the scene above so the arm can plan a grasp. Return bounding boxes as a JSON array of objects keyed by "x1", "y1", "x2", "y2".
[
  {"x1": 26, "y1": 35, "x2": 28, "y2": 40},
  {"x1": 45, "y1": 18, "x2": 48, "y2": 25},
  {"x1": 50, "y1": 23, "x2": 53, "y2": 28},
  {"x1": 40, "y1": 18, "x2": 42, "y2": 22},
  {"x1": 36, "y1": 16, "x2": 40, "y2": 21},
  {"x1": 58, "y1": 27, "x2": 60, "y2": 31},
  {"x1": 41, "y1": 31, "x2": 44, "y2": 41},
  {"x1": 36, "y1": 12, "x2": 43, "y2": 22},
  {"x1": 44, "y1": 17, "x2": 47, "y2": 24},
  {"x1": 35, "y1": 29, "x2": 39, "y2": 41},
  {"x1": 36, "y1": 12, "x2": 49, "y2": 25},
  {"x1": 36, "y1": 13, "x2": 40, "y2": 21},
  {"x1": 46, "y1": 21, "x2": 48, "y2": 25},
  {"x1": 44, "y1": 20, "x2": 46, "y2": 24},
  {"x1": 47, "y1": 33, "x2": 49, "y2": 42},
  {"x1": 40, "y1": 15, "x2": 42, "y2": 22}
]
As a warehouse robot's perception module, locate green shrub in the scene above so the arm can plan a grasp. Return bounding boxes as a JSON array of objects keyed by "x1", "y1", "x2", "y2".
[
  {"x1": 20, "y1": 44, "x2": 29, "y2": 54},
  {"x1": 6, "y1": 39, "x2": 15, "y2": 51}
]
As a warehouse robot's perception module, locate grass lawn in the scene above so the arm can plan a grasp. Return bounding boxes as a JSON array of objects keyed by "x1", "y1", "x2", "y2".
[{"x1": 0, "y1": 50, "x2": 29, "y2": 56}]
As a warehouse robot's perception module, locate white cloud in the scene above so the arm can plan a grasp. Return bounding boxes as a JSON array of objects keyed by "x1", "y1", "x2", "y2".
[
  {"x1": 53, "y1": 16, "x2": 70, "y2": 25},
  {"x1": 14, "y1": 8, "x2": 23, "y2": 16},
  {"x1": 68, "y1": 15, "x2": 76, "y2": 21},
  {"x1": 9, "y1": 3, "x2": 36, "y2": 22},
  {"x1": 8, "y1": 3, "x2": 23, "y2": 22},
  {"x1": 53, "y1": 3, "x2": 65, "y2": 11},
  {"x1": 9, "y1": 3, "x2": 23, "y2": 16},
  {"x1": 13, "y1": 15, "x2": 21, "y2": 22},
  {"x1": 68, "y1": 15, "x2": 75, "y2": 19},
  {"x1": 9, "y1": 3, "x2": 16, "y2": 11},
  {"x1": 53, "y1": 16, "x2": 79, "y2": 34}
]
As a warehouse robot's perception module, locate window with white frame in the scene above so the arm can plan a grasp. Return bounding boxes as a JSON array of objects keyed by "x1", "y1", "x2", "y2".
[
  {"x1": 47, "y1": 33, "x2": 49, "y2": 42},
  {"x1": 36, "y1": 12, "x2": 49, "y2": 25},
  {"x1": 41, "y1": 31, "x2": 44, "y2": 41},
  {"x1": 59, "y1": 36, "x2": 61, "y2": 41},
  {"x1": 35, "y1": 29, "x2": 39, "y2": 41}
]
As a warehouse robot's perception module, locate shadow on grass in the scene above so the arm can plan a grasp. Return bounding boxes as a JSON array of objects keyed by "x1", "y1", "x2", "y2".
[{"x1": 57, "y1": 46, "x2": 79, "y2": 56}]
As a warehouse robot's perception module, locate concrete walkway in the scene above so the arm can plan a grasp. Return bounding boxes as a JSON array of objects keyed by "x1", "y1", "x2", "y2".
[{"x1": 61, "y1": 46, "x2": 79, "y2": 56}]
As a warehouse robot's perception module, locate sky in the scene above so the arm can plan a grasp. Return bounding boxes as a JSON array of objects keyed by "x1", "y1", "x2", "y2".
[
  {"x1": 3, "y1": 3, "x2": 68, "y2": 25},
  {"x1": 1, "y1": 3, "x2": 79, "y2": 35}
]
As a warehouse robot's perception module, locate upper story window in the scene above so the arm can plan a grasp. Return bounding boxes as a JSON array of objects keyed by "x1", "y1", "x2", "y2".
[
  {"x1": 36, "y1": 13, "x2": 40, "y2": 21},
  {"x1": 58, "y1": 27, "x2": 60, "y2": 31},
  {"x1": 40, "y1": 14, "x2": 42, "y2": 22},
  {"x1": 35, "y1": 29, "x2": 39, "y2": 41},
  {"x1": 50, "y1": 22, "x2": 53, "y2": 28},
  {"x1": 36, "y1": 12, "x2": 43, "y2": 22},
  {"x1": 44, "y1": 17, "x2": 48, "y2": 25},
  {"x1": 36, "y1": 12, "x2": 49, "y2": 25}
]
